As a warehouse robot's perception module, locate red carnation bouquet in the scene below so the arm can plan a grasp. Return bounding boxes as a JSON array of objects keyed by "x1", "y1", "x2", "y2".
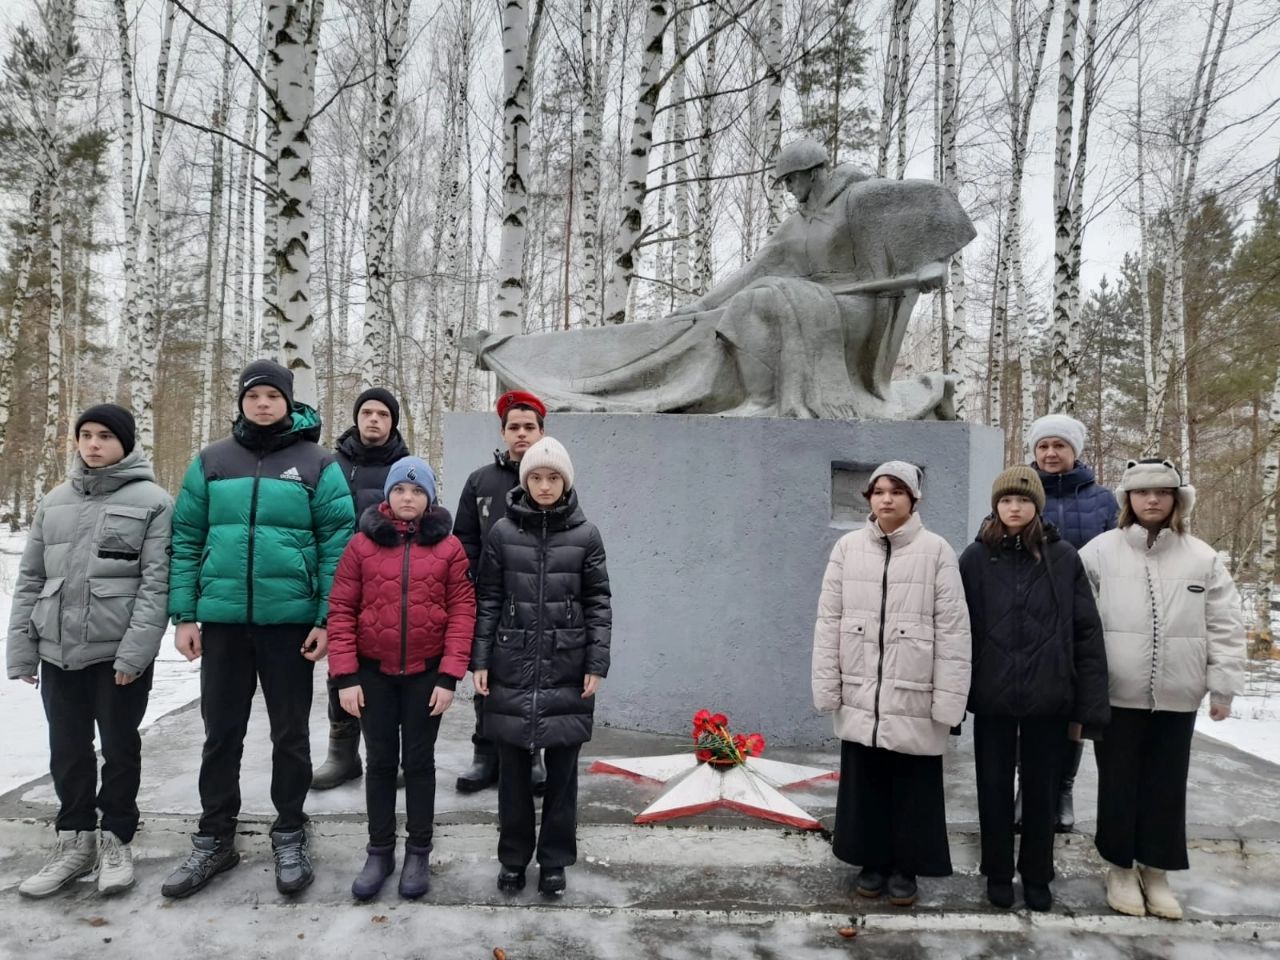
[{"x1": 692, "y1": 709, "x2": 766, "y2": 767}]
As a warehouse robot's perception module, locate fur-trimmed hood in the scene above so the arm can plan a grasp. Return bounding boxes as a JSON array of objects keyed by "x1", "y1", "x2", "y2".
[{"x1": 359, "y1": 501, "x2": 454, "y2": 547}]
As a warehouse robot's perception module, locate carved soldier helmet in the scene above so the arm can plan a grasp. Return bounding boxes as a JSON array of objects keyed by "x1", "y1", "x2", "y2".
[{"x1": 772, "y1": 139, "x2": 829, "y2": 182}]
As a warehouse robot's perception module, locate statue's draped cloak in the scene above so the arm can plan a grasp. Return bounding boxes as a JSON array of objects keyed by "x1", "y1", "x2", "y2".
[{"x1": 478, "y1": 171, "x2": 976, "y2": 420}]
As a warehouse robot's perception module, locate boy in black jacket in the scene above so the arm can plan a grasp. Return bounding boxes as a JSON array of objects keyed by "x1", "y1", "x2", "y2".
[
  {"x1": 472, "y1": 438, "x2": 611, "y2": 897},
  {"x1": 453, "y1": 390, "x2": 546, "y2": 793}
]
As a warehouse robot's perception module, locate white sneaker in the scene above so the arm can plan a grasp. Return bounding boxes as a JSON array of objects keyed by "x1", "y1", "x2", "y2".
[
  {"x1": 18, "y1": 830, "x2": 97, "y2": 898},
  {"x1": 1105, "y1": 865, "x2": 1146, "y2": 917},
  {"x1": 1138, "y1": 865, "x2": 1183, "y2": 920},
  {"x1": 97, "y1": 830, "x2": 135, "y2": 895}
]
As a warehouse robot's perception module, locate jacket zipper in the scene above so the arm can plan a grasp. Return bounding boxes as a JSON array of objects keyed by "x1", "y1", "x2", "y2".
[
  {"x1": 246, "y1": 455, "x2": 264, "y2": 622},
  {"x1": 399, "y1": 529, "x2": 412, "y2": 675},
  {"x1": 531, "y1": 511, "x2": 548, "y2": 749},
  {"x1": 1145, "y1": 556, "x2": 1160, "y2": 709},
  {"x1": 872, "y1": 536, "x2": 892, "y2": 748}
]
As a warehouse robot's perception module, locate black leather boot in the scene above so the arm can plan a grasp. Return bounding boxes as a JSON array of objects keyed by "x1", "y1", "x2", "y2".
[
  {"x1": 456, "y1": 751, "x2": 499, "y2": 793},
  {"x1": 311, "y1": 722, "x2": 363, "y2": 790},
  {"x1": 1056, "y1": 740, "x2": 1083, "y2": 833}
]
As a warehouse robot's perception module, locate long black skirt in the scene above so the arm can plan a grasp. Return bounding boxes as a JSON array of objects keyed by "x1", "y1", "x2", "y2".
[
  {"x1": 832, "y1": 740, "x2": 953, "y2": 877},
  {"x1": 1093, "y1": 707, "x2": 1195, "y2": 871}
]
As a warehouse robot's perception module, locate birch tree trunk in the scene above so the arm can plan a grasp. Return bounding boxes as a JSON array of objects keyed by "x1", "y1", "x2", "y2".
[
  {"x1": 877, "y1": 0, "x2": 906, "y2": 176},
  {"x1": 363, "y1": 0, "x2": 409, "y2": 388},
  {"x1": 197, "y1": 0, "x2": 236, "y2": 448},
  {"x1": 0, "y1": 185, "x2": 44, "y2": 458},
  {"x1": 669, "y1": 6, "x2": 693, "y2": 284},
  {"x1": 764, "y1": 0, "x2": 786, "y2": 223},
  {"x1": 895, "y1": 0, "x2": 913, "y2": 178},
  {"x1": 1258, "y1": 367, "x2": 1280, "y2": 633},
  {"x1": 939, "y1": 0, "x2": 968, "y2": 419},
  {"x1": 602, "y1": 0, "x2": 666, "y2": 325},
  {"x1": 262, "y1": 0, "x2": 325, "y2": 404},
  {"x1": 1149, "y1": 0, "x2": 1233, "y2": 474},
  {"x1": 579, "y1": 0, "x2": 601, "y2": 323},
  {"x1": 990, "y1": 0, "x2": 1055, "y2": 430},
  {"x1": 693, "y1": 8, "x2": 719, "y2": 296},
  {"x1": 130, "y1": 0, "x2": 176, "y2": 452},
  {"x1": 112, "y1": 0, "x2": 140, "y2": 404},
  {"x1": 1135, "y1": 13, "x2": 1159, "y2": 447},
  {"x1": 494, "y1": 0, "x2": 545, "y2": 336},
  {"x1": 33, "y1": 0, "x2": 77, "y2": 501},
  {"x1": 1048, "y1": 0, "x2": 1079, "y2": 411}
]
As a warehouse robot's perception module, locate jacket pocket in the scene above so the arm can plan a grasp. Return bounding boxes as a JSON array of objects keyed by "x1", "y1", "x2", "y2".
[
  {"x1": 890, "y1": 623, "x2": 935, "y2": 683},
  {"x1": 29, "y1": 578, "x2": 65, "y2": 643},
  {"x1": 838, "y1": 617, "x2": 866, "y2": 677},
  {"x1": 491, "y1": 628, "x2": 526, "y2": 687},
  {"x1": 891, "y1": 678, "x2": 935, "y2": 718},
  {"x1": 88, "y1": 578, "x2": 142, "y2": 643},
  {"x1": 98, "y1": 506, "x2": 151, "y2": 560}
]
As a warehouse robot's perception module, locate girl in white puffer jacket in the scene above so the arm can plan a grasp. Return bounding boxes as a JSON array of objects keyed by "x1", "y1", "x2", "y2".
[{"x1": 1079, "y1": 458, "x2": 1246, "y2": 922}]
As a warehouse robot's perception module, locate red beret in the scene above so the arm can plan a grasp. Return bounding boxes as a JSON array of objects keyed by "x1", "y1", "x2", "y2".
[{"x1": 496, "y1": 390, "x2": 547, "y2": 420}]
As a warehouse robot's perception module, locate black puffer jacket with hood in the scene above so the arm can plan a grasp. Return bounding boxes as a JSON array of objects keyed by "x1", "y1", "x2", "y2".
[
  {"x1": 471, "y1": 486, "x2": 611, "y2": 748},
  {"x1": 958, "y1": 522, "x2": 1110, "y2": 726}
]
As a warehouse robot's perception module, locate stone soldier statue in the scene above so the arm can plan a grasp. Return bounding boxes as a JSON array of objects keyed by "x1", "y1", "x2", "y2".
[{"x1": 470, "y1": 139, "x2": 975, "y2": 420}]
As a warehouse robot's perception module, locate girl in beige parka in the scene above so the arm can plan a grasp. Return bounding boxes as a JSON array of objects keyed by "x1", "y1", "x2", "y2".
[{"x1": 812, "y1": 461, "x2": 971, "y2": 907}]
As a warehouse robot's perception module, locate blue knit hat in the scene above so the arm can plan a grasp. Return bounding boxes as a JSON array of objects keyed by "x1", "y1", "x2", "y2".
[{"x1": 383, "y1": 457, "x2": 437, "y2": 503}]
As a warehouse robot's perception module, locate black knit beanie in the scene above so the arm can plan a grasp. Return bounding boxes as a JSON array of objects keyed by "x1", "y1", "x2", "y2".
[
  {"x1": 74, "y1": 404, "x2": 137, "y2": 454},
  {"x1": 353, "y1": 387, "x2": 400, "y2": 429},
  {"x1": 237, "y1": 359, "x2": 294, "y2": 411}
]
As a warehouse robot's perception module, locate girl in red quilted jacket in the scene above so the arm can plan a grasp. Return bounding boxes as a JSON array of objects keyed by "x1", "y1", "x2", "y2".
[{"x1": 327, "y1": 457, "x2": 475, "y2": 901}]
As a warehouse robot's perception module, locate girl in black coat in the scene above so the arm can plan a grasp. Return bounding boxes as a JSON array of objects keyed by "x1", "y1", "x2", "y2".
[
  {"x1": 472, "y1": 437, "x2": 611, "y2": 897},
  {"x1": 959, "y1": 466, "x2": 1109, "y2": 913}
]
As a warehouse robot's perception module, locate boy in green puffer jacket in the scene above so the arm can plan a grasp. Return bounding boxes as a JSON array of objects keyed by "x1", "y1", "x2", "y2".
[{"x1": 160, "y1": 360, "x2": 355, "y2": 900}]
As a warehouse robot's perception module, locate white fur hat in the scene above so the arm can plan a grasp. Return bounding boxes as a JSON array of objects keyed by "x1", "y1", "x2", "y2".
[
  {"x1": 519, "y1": 436, "x2": 575, "y2": 491},
  {"x1": 865, "y1": 460, "x2": 924, "y2": 501},
  {"x1": 1027, "y1": 414, "x2": 1087, "y2": 459},
  {"x1": 1116, "y1": 458, "x2": 1196, "y2": 516}
]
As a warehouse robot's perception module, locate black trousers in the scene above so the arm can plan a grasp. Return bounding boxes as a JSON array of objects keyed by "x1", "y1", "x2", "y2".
[
  {"x1": 40, "y1": 660, "x2": 154, "y2": 843},
  {"x1": 497, "y1": 742, "x2": 580, "y2": 869},
  {"x1": 357, "y1": 661, "x2": 443, "y2": 848},
  {"x1": 832, "y1": 741, "x2": 952, "y2": 877},
  {"x1": 974, "y1": 715, "x2": 1067, "y2": 885},
  {"x1": 327, "y1": 680, "x2": 360, "y2": 738},
  {"x1": 197, "y1": 623, "x2": 314, "y2": 840},
  {"x1": 1094, "y1": 707, "x2": 1195, "y2": 871},
  {"x1": 471, "y1": 694, "x2": 495, "y2": 758}
]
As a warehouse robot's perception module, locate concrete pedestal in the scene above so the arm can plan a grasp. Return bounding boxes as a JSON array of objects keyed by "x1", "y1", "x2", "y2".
[{"x1": 443, "y1": 414, "x2": 1003, "y2": 746}]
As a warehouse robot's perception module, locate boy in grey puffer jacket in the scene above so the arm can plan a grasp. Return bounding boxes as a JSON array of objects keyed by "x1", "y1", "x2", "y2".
[{"x1": 6, "y1": 404, "x2": 173, "y2": 898}]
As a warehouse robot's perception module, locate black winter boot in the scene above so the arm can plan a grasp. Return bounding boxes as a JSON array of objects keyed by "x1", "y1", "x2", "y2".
[
  {"x1": 456, "y1": 751, "x2": 499, "y2": 793},
  {"x1": 351, "y1": 843, "x2": 396, "y2": 901},
  {"x1": 1056, "y1": 740, "x2": 1083, "y2": 833},
  {"x1": 538, "y1": 866, "x2": 566, "y2": 896},
  {"x1": 497, "y1": 865, "x2": 526, "y2": 893},
  {"x1": 887, "y1": 871, "x2": 917, "y2": 907},
  {"x1": 531, "y1": 751, "x2": 547, "y2": 797},
  {"x1": 399, "y1": 844, "x2": 431, "y2": 899},
  {"x1": 855, "y1": 866, "x2": 887, "y2": 898},
  {"x1": 311, "y1": 723, "x2": 362, "y2": 791}
]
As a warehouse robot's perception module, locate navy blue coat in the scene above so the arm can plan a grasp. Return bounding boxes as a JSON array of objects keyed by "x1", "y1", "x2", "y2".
[{"x1": 1034, "y1": 461, "x2": 1117, "y2": 550}]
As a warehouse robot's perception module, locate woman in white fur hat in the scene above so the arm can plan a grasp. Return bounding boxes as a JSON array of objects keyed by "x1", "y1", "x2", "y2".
[
  {"x1": 811, "y1": 461, "x2": 971, "y2": 907},
  {"x1": 1078, "y1": 458, "x2": 1246, "y2": 921}
]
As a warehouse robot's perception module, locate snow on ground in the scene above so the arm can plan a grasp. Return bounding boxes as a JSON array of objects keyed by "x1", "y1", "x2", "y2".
[
  {"x1": 0, "y1": 530, "x2": 202, "y2": 794},
  {"x1": 1196, "y1": 656, "x2": 1280, "y2": 767}
]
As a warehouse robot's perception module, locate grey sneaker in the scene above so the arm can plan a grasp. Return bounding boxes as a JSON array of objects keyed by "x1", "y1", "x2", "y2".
[
  {"x1": 160, "y1": 835, "x2": 240, "y2": 899},
  {"x1": 18, "y1": 830, "x2": 96, "y2": 898},
  {"x1": 271, "y1": 828, "x2": 313, "y2": 894},
  {"x1": 97, "y1": 830, "x2": 135, "y2": 894}
]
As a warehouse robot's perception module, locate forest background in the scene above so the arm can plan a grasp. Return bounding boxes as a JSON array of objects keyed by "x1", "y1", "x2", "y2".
[{"x1": 0, "y1": 0, "x2": 1277, "y2": 629}]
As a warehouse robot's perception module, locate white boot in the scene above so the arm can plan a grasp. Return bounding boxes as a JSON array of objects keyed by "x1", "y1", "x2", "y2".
[
  {"x1": 18, "y1": 830, "x2": 97, "y2": 898},
  {"x1": 1138, "y1": 865, "x2": 1183, "y2": 920},
  {"x1": 97, "y1": 830, "x2": 135, "y2": 895},
  {"x1": 1105, "y1": 865, "x2": 1146, "y2": 917}
]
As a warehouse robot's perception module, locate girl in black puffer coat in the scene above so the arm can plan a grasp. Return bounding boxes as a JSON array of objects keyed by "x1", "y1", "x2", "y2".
[
  {"x1": 472, "y1": 437, "x2": 611, "y2": 897},
  {"x1": 958, "y1": 466, "x2": 1109, "y2": 914}
]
